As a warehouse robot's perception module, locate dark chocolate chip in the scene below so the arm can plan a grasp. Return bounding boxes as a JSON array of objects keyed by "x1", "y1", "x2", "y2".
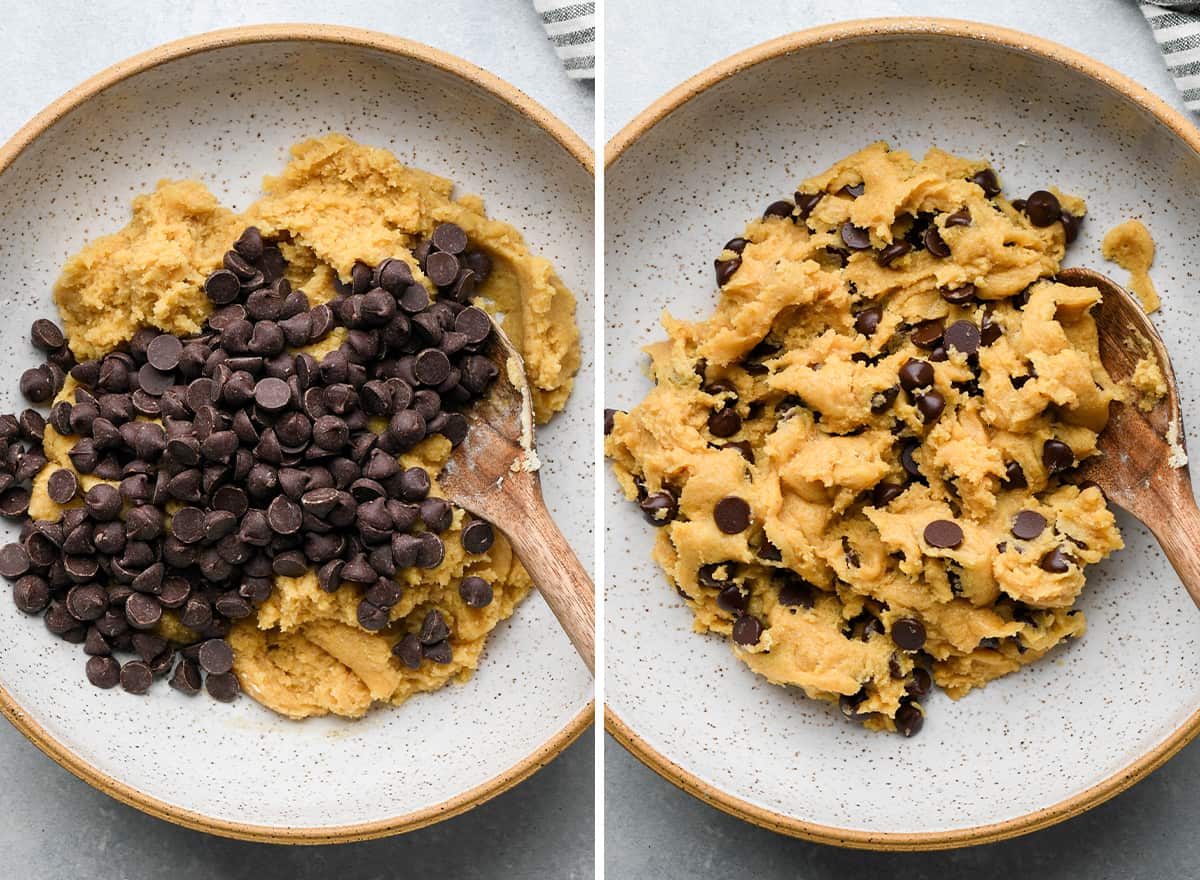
[
  {"x1": 713, "y1": 496, "x2": 751, "y2": 534},
  {"x1": 1024, "y1": 190, "x2": 1061, "y2": 227},
  {"x1": 891, "y1": 618, "x2": 926, "y2": 651},
  {"x1": 731, "y1": 615, "x2": 763, "y2": 646},
  {"x1": 1012, "y1": 510, "x2": 1047, "y2": 540},
  {"x1": 924, "y1": 520, "x2": 963, "y2": 549}
]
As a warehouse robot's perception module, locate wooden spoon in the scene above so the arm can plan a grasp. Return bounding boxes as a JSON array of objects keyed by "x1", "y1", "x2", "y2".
[
  {"x1": 438, "y1": 317, "x2": 595, "y2": 673},
  {"x1": 1056, "y1": 267, "x2": 1200, "y2": 608}
]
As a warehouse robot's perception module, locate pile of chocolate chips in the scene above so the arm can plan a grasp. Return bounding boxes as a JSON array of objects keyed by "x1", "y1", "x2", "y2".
[{"x1": 0, "y1": 222, "x2": 502, "y2": 701}]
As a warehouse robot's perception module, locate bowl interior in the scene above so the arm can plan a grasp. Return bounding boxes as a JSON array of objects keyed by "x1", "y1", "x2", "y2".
[
  {"x1": 0, "y1": 37, "x2": 593, "y2": 831},
  {"x1": 606, "y1": 30, "x2": 1200, "y2": 839}
]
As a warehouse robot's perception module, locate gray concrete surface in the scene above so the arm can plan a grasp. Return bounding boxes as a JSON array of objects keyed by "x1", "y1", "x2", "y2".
[
  {"x1": 604, "y1": 2, "x2": 1200, "y2": 878},
  {"x1": 0, "y1": 2, "x2": 594, "y2": 877}
]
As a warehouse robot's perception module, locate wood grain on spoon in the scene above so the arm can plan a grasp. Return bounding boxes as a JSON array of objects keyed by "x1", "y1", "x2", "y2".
[
  {"x1": 438, "y1": 318, "x2": 595, "y2": 673},
  {"x1": 1056, "y1": 267, "x2": 1200, "y2": 609}
]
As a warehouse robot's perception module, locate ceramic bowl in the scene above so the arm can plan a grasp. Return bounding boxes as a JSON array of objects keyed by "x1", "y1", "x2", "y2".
[
  {"x1": 605, "y1": 18, "x2": 1200, "y2": 849},
  {"x1": 0, "y1": 25, "x2": 594, "y2": 842}
]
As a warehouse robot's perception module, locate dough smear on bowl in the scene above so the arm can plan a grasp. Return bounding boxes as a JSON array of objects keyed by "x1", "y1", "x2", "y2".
[
  {"x1": 37, "y1": 135, "x2": 580, "y2": 718},
  {"x1": 606, "y1": 142, "x2": 1122, "y2": 735}
]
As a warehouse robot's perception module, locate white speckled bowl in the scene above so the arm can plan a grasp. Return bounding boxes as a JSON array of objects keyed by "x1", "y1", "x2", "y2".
[
  {"x1": 605, "y1": 18, "x2": 1200, "y2": 849},
  {"x1": 0, "y1": 26, "x2": 593, "y2": 842}
]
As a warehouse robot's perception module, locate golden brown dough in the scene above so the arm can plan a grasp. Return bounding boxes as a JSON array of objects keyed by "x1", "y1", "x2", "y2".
[
  {"x1": 1102, "y1": 219, "x2": 1159, "y2": 313},
  {"x1": 607, "y1": 143, "x2": 1122, "y2": 734}
]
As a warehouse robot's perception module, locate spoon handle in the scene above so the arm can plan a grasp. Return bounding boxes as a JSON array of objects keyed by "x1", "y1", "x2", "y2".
[
  {"x1": 497, "y1": 473, "x2": 595, "y2": 674},
  {"x1": 1148, "y1": 491, "x2": 1200, "y2": 611}
]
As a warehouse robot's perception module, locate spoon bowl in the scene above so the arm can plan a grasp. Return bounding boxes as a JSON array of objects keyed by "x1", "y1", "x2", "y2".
[
  {"x1": 1056, "y1": 267, "x2": 1200, "y2": 609},
  {"x1": 439, "y1": 317, "x2": 595, "y2": 672}
]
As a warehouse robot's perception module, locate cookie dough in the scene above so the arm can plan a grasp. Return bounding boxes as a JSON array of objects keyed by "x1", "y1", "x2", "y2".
[
  {"x1": 1132, "y1": 356, "x2": 1168, "y2": 412},
  {"x1": 41, "y1": 135, "x2": 579, "y2": 718},
  {"x1": 607, "y1": 143, "x2": 1123, "y2": 734},
  {"x1": 1102, "y1": 219, "x2": 1159, "y2": 314}
]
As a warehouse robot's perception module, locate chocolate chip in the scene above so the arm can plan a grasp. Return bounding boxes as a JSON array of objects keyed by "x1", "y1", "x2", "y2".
[
  {"x1": 0, "y1": 542, "x2": 30, "y2": 579},
  {"x1": 891, "y1": 617, "x2": 926, "y2": 651},
  {"x1": 424, "y1": 640, "x2": 453, "y2": 664},
  {"x1": 944, "y1": 320, "x2": 980, "y2": 355},
  {"x1": 1040, "y1": 547, "x2": 1072, "y2": 573},
  {"x1": 86, "y1": 655, "x2": 121, "y2": 689},
  {"x1": 922, "y1": 225, "x2": 950, "y2": 258},
  {"x1": 707, "y1": 407, "x2": 741, "y2": 438},
  {"x1": 415, "y1": 532, "x2": 445, "y2": 569},
  {"x1": 872, "y1": 481, "x2": 904, "y2": 507},
  {"x1": 83, "y1": 484, "x2": 121, "y2": 521},
  {"x1": 169, "y1": 658, "x2": 202, "y2": 694},
  {"x1": 350, "y1": 597, "x2": 384, "y2": 633},
  {"x1": 1042, "y1": 440, "x2": 1074, "y2": 475},
  {"x1": 972, "y1": 168, "x2": 1001, "y2": 197},
  {"x1": 205, "y1": 269, "x2": 242, "y2": 305},
  {"x1": 426, "y1": 251, "x2": 460, "y2": 287},
  {"x1": 855, "y1": 307, "x2": 883, "y2": 336},
  {"x1": 870, "y1": 385, "x2": 899, "y2": 414},
  {"x1": 915, "y1": 391, "x2": 945, "y2": 423},
  {"x1": 909, "y1": 320, "x2": 944, "y2": 350},
  {"x1": 895, "y1": 701, "x2": 924, "y2": 737},
  {"x1": 453, "y1": 307, "x2": 492, "y2": 347},
  {"x1": 713, "y1": 496, "x2": 751, "y2": 534},
  {"x1": 461, "y1": 520, "x2": 495, "y2": 554},
  {"x1": 119, "y1": 659, "x2": 153, "y2": 694},
  {"x1": 791, "y1": 191, "x2": 821, "y2": 219},
  {"x1": 0, "y1": 486, "x2": 29, "y2": 518},
  {"x1": 266, "y1": 495, "x2": 302, "y2": 535},
  {"x1": 1024, "y1": 190, "x2": 1061, "y2": 227},
  {"x1": 431, "y1": 222, "x2": 468, "y2": 255},
  {"x1": 458, "y1": 576, "x2": 493, "y2": 608},
  {"x1": 898, "y1": 358, "x2": 933, "y2": 391},
  {"x1": 197, "y1": 638, "x2": 233, "y2": 674},
  {"x1": 1002, "y1": 461, "x2": 1027, "y2": 489},
  {"x1": 205, "y1": 671, "x2": 240, "y2": 701},
  {"x1": 714, "y1": 257, "x2": 741, "y2": 286},
  {"x1": 13, "y1": 574, "x2": 49, "y2": 613},
  {"x1": 944, "y1": 207, "x2": 972, "y2": 227},
  {"x1": 924, "y1": 520, "x2": 963, "y2": 549},
  {"x1": 391, "y1": 633, "x2": 422, "y2": 668},
  {"x1": 170, "y1": 505, "x2": 207, "y2": 544},
  {"x1": 419, "y1": 497, "x2": 453, "y2": 533},
  {"x1": 253, "y1": 376, "x2": 290, "y2": 412},
  {"x1": 941, "y1": 284, "x2": 977, "y2": 305},
  {"x1": 143, "y1": 335, "x2": 182, "y2": 372},
  {"x1": 399, "y1": 467, "x2": 431, "y2": 502},
  {"x1": 66, "y1": 584, "x2": 108, "y2": 621},
  {"x1": 639, "y1": 491, "x2": 676, "y2": 527},
  {"x1": 19, "y1": 365, "x2": 54, "y2": 403},
  {"x1": 840, "y1": 223, "x2": 871, "y2": 250},
  {"x1": 875, "y1": 240, "x2": 912, "y2": 267},
  {"x1": 125, "y1": 592, "x2": 162, "y2": 630},
  {"x1": 731, "y1": 615, "x2": 763, "y2": 645},
  {"x1": 414, "y1": 348, "x2": 451, "y2": 386}
]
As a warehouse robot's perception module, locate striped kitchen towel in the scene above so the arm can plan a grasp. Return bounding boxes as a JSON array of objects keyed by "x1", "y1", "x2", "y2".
[
  {"x1": 1140, "y1": 1, "x2": 1200, "y2": 110},
  {"x1": 533, "y1": 0, "x2": 595, "y2": 79}
]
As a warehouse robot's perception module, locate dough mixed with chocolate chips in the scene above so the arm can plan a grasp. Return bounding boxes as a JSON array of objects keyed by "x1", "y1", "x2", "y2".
[{"x1": 606, "y1": 143, "x2": 1123, "y2": 736}]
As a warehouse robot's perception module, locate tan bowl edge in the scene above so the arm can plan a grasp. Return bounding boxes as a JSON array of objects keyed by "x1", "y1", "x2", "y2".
[
  {"x1": 0, "y1": 22, "x2": 595, "y2": 845},
  {"x1": 603, "y1": 16, "x2": 1200, "y2": 851}
]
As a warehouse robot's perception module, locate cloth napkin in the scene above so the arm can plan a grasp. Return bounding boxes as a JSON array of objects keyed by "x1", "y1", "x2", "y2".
[
  {"x1": 1140, "y1": 1, "x2": 1200, "y2": 110},
  {"x1": 533, "y1": 0, "x2": 595, "y2": 79}
]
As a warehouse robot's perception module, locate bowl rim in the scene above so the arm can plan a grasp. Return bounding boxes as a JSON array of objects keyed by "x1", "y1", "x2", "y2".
[
  {"x1": 0, "y1": 22, "x2": 594, "y2": 845},
  {"x1": 603, "y1": 16, "x2": 1200, "y2": 851}
]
